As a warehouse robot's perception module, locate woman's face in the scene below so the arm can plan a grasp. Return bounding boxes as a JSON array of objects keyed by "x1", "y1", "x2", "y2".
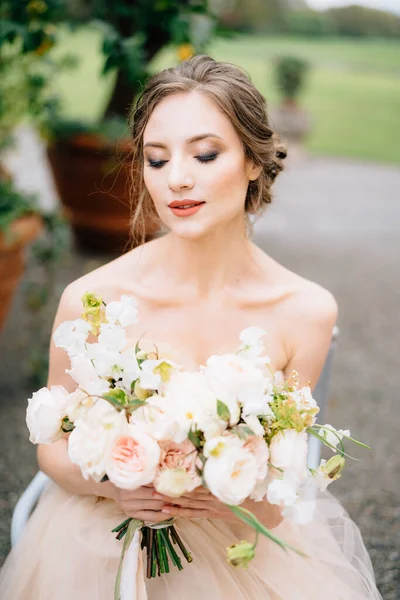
[{"x1": 142, "y1": 92, "x2": 261, "y2": 239}]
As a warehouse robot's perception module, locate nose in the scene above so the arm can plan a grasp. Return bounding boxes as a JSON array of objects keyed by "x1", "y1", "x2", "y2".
[{"x1": 167, "y1": 158, "x2": 194, "y2": 192}]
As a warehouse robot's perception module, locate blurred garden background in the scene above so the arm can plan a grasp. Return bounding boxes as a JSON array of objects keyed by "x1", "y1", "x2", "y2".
[{"x1": 0, "y1": 0, "x2": 399, "y2": 598}]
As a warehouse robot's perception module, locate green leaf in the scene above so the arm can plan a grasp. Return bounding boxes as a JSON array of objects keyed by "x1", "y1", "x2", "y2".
[
  {"x1": 188, "y1": 427, "x2": 203, "y2": 449},
  {"x1": 217, "y1": 399, "x2": 230, "y2": 422},
  {"x1": 105, "y1": 388, "x2": 127, "y2": 403},
  {"x1": 102, "y1": 389, "x2": 127, "y2": 410},
  {"x1": 228, "y1": 506, "x2": 307, "y2": 557},
  {"x1": 230, "y1": 424, "x2": 255, "y2": 440},
  {"x1": 306, "y1": 427, "x2": 358, "y2": 460},
  {"x1": 126, "y1": 399, "x2": 147, "y2": 412}
]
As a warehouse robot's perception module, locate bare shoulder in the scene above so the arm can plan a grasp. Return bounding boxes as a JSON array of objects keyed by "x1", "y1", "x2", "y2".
[
  {"x1": 282, "y1": 276, "x2": 338, "y2": 326},
  {"x1": 57, "y1": 248, "x2": 143, "y2": 321},
  {"x1": 253, "y1": 247, "x2": 338, "y2": 326}
]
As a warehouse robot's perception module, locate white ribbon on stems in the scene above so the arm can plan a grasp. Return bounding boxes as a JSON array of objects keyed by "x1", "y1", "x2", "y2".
[{"x1": 116, "y1": 519, "x2": 174, "y2": 600}]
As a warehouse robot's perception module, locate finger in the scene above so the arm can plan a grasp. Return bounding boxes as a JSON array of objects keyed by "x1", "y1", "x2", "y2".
[
  {"x1": 123, "y1": 500, "x2": 166, "y2": 511},
  {"x1": 156, "y1": 487, "x2": 211, "y2": 502},
  {"x1": 161, "y1": 506, "x2": 213, "y2": 518},
  {"x1": 130, "y1": 511, "x2": 169, "y2": 523},
  {"x1": 119, "y1": 488, "x2": 158, "y2": 502},
  {"x1": 166, "y1": 498, "x2": 215, "y2": 510}
]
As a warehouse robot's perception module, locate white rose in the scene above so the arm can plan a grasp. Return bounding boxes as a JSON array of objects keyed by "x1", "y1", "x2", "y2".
[
  {"x1": 106, "y1": 424, "x2": 161, "y2": 490},
  {"x1": 269, "y1": 429, "x2": 308, "y2": 481},
  {"x1": 131, "y1": 395, "x2": 179, "y2": 441},
  {"x1": 155, "y1": 468, "x2": 196, "y2": 498},
  {"x1": 105, "y1": 295, "x2": 138, "y2": 327},
  {"x1": 162, "y1": 371, "x2": 225, "y2": 442},
  {"x1": 53, "y1": 318, "x2": 91, "y2": 357},
  {"x1": 26, "y1": 386, "x2": 70, "y2": 444},
  {"x1": 68, "y1": 400, "x2": 125, "y2": 482},
  {"x1": 203, "y1": 436, "x2": 258, "y2": 505}
]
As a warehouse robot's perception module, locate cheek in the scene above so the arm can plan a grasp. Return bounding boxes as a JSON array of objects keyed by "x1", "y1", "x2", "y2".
[
  {"x1": 143, "y1": 169, "x2": 159, "y2": 200},
  {"x1": 205, "y1": 155, "x2": 249, "y2": 206}
]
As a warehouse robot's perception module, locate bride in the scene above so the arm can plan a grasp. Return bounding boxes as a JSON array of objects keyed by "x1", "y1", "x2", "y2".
[{"x1": 0, "y1": 55, "x2": 381, "y2": 599}]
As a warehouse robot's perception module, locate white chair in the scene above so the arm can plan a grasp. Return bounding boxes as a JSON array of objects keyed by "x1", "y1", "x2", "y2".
[{"x1": 11, "y1": 327, "x2": 338, "y2": 547}]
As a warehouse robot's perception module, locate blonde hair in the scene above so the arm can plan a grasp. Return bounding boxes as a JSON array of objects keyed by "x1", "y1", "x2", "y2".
[{"x1": 128, "y1": 55, "x2": 286, "y2": 246}]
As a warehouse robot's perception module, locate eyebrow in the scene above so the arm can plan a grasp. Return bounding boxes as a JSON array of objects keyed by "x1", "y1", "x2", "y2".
[{"x1": 143, "y1": 133, "x2": 223, "y2": 149}]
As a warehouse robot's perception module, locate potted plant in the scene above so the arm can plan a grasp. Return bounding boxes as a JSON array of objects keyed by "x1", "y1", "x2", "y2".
[
  {"x1": 0, "y1": 34, "x2": 68, "y2": 333},
  {"x1": 1, "y1": 0, "x2": 222, "y2": 252},
  {"x1": 0, "y1": 175, "x2": 41, "y2": 331},
  {"x1": 270, "y1": 56, "x2": 312, "y2": 154}
]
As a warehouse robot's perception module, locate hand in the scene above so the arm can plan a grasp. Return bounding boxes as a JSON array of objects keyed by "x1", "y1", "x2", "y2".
[
  {"x1": 156, "y1": 486, "x2": 284, "y2": 530},
  {"x1": 99, "y1": 481, "x2": 168, "y2": 523}
]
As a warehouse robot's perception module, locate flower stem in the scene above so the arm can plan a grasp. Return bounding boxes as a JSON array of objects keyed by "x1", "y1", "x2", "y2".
[
  {"x1": 170, "y1": 526, "x2": 193, "y2": 563},
  {"x1": 146, "y1": 528, "x2": 154, "y2": 579},
  {"x1": 160, "y1": 528, "x2": 183, "y2": 571}
]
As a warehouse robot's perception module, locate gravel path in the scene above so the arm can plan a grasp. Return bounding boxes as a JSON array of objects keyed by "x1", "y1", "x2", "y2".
[{"x1": 0, "y1": 146, "x2": 399, "y2": 598}]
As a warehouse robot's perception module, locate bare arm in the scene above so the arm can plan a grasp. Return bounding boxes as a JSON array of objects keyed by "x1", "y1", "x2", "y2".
[
  {"x1": 36, "y1": 283, "x2": 168, "y2": 522},
  {"x1": 281, "y1": 285, "x2": 338, "y2": 390},
  {"x1": 36, "y1": 283, "x2": 110, "y2": 497}
]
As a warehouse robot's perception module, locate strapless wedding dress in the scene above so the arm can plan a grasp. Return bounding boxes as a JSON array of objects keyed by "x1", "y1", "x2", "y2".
[
  {"x1": 0, "y1": 479, "x2": 382, "y2": 599},
  {"x1": 0, "y1": 335, "x2": 382, "y2": 599}
]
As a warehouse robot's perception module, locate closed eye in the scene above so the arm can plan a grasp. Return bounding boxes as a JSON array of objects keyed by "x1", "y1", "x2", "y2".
[
  {"x1": 147, "y1": 152, "x2": 219, "y2": 169},
  {"x1": 148, "y1": 159, "x2": 167, "y2": 169},
  {"x1": 196, "y1": 152, "x2": 218, "y2": 163}
]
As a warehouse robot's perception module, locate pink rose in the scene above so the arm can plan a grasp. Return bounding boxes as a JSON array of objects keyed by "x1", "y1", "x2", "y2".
[
  {"x1": 154, "y1": 439, "x2": 202, "y2": 497},
  {"x1": 106, "y1": 425, "x2": 160, "y2": 490}
]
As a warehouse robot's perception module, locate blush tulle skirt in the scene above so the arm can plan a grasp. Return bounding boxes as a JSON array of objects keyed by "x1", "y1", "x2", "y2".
[{"x1": 0, "y1": 481, "x2": 382, "y2": 599}]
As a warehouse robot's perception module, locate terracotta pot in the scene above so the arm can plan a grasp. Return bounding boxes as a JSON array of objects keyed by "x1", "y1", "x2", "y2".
[
  {"x1": 47, "y1": 134, "x2": 159, "y2": 254},
  {"x1": 0, "y1": 214, "x2": 43, "y2": 332}
]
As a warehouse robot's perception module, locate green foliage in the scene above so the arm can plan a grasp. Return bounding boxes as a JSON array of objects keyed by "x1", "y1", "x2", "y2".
[
  {"x1": 327, "y1": 6, "x2": 400, "y2": 39},
  {"x1": 220, "y1": 1, "x2": 400, "y2": 38},
  {"x1": 0, "y1": 0, "x2": 221, "y2": 132},
  {"x1": 0, "y1": 178, "x2": 39, "y2": 233},
  {"x1": 274, "y1": 55, "x2": 310, "y2": 101}
]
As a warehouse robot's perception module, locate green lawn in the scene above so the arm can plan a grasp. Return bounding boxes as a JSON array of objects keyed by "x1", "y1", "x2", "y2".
[{"x1": 51, "y1": 29, "x2": 400, "y2": 165}]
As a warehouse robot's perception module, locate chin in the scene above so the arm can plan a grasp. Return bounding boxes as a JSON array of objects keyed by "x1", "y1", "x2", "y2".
[{"x1": 168, "y1": 220, "x2": 212, "y2": 240}]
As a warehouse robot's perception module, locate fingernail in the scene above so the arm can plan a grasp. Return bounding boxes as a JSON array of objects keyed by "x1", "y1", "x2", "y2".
[{"x1": 162, "y1": 507, "x2": 171, "y2": 514}]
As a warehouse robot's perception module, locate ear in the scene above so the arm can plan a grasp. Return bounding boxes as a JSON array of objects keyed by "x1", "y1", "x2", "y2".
[{"x1": 247, "y1": 162, "x2": 263, "y2": 181}]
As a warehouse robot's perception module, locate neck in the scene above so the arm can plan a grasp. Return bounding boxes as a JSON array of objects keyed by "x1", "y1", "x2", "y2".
[{"x1": 152, "y1": 215, "x2": 256, "y2": 298}]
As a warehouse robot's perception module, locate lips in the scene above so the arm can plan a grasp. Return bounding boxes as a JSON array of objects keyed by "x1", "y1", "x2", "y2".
[
  {"x1": 168, "y1": 200, "x2": 205, "y2": 208},
  {"x1": 168, "y1": 200, "x2": 206, "y2": 218}
]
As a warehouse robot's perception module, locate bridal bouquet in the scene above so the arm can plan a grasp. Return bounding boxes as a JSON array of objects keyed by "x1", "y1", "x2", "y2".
[{"x1": 26, "y1": 292, "x2": 369, "y2": 599}]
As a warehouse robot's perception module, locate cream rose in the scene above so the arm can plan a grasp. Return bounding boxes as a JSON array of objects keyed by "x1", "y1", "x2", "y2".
[
  {"x1": 269, "y1": 429, "x2": 308, "y2": 481},
  {"x1": 203, "y1": 436, "x2": 258, "y2": 505},
  {"x1": 26, "y1": 386, "x2": 70, "y2": 444},
  {"x1": 154, "y1": 439, "x2": 201, "y2": 497},
  {"x1": 68, "y1": 401, "x2": 125, "y2": 482},
  {"x1": 106, "y1": 425, "x2": 161, "y2": 490}
]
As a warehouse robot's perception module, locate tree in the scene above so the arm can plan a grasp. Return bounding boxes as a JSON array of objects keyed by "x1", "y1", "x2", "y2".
[{"x1": 0, "y1": 0, "x2": 222, "y2": 129}]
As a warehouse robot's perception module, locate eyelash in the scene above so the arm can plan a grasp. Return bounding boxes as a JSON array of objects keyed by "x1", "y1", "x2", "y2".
[{"x1": 147, "y1": 153, "x2": 218, "y2": 169}]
